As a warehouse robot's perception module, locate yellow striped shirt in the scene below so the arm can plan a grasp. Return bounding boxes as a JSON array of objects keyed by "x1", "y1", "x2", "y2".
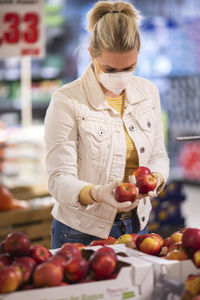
[{"x1": 106, "y1": 92, "x2": 139, "y2": 182}]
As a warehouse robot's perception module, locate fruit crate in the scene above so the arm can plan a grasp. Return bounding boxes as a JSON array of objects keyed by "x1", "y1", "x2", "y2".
[{"x1": 0, "y1": 203, "x2": 53, "y2": 249}]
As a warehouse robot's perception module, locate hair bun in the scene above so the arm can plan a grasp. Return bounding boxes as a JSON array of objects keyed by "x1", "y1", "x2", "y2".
[{"x1": 87, "y1": 1, "x2": 140, "y2": 32}]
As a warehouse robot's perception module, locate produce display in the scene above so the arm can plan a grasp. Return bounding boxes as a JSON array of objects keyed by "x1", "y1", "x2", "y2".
[
  {"x1": 0, "y1": 231, "x2": 121, "y2": 294},
  {"x1": 1, "y1": 227, "x2": 200, "y2": 299}
]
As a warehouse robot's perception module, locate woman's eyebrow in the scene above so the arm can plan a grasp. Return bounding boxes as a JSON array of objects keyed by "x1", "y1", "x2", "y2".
[{"x1": 104, "y1": 63, "x2": 136, "y2": 70}]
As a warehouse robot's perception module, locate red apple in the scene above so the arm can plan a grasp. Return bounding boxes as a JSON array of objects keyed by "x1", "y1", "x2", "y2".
[
  {"x1": 11, "y1": 264, "x2": 23, "y2": 286},
  {"x1": 132, "y1": 166, "x2": 151, "y2": 180},
  {"x1": 0, "y1": 266, "x2": 19, "y2": 293},
  {"x1": 57, "y1": 243, "x2": 81, "y2": 260},
  {"x1": 165, "y1": 249, "x2": 188, "y2": 260},
  {"x1": 136, "y1": 174, "x2": 157, "y2": 194},
  {"x1": 65, "y1": 256, "x2": 89, "y2": 283},
  {"x1": 182, "y1": 228, "x2": 200, "y2": 256},
  {"x1": 115, "y1": 233, "x2": 138, "y2": 247},
  {"x1": 5, "y1": 232, "x2": 31, "y2": 257},
  {"x1": 115, "y1": 182, "x2": 138, "y2": 203},
  {"x1": 0, "y1": 253, "x2": 13, "y2": 266},
  {"x1": 170, "y1": 231, "x2": 183, "y2": 244},
  {"x1": 14, "y1": 256, "x2": 37, "y2": 272},
  {"x1": 90, "y1": 240, "x2": 105, "y2": 246},
  {"x1": 89, "y1": 251, "x2": 116, "y2": 280},
  {"x1": 0, "y1": 185, "x2": 13, "y2": 211},
  {"x1": 33, "y1": 262, "x2": 63, "y2": 287},
  {"x1": 150, "y1": 233, "x2": 164, "y2": 247},
  {"x1": 47, "y1": 255, "x2": 68, "y2": 273},
  {"x1": 96, "y1": 246, "x2": 117, "y2": 262},
  {"x1": 136, "y1": 233, "x2": 163, "y2": 255},
  {"x1": 12, "y1": 260, "x2": 32, "y2": 283},
  {"x1": 30, "y1": 245, "x2": 51, "y2": 264}
]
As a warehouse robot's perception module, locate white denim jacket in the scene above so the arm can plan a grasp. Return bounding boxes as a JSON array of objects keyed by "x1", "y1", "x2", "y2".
[{"x1": 44, "y1": 63, "x2": 169, "y2": 239}]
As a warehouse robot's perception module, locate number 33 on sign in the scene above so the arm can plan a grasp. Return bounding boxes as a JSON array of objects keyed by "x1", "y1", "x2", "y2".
[{"x1": 0, "y1": 0, "x2": 45, "y2": 58}]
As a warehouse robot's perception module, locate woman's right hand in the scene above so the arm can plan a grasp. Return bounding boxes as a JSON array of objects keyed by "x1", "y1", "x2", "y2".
[{"x1": 90, "y1": 181, "x2": 134, "y2": 210}]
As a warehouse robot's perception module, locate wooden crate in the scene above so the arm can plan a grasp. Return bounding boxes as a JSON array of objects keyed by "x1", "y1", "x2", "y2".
[{"x1": 0, "y1": 205, "x2": 53, "y2": 249}]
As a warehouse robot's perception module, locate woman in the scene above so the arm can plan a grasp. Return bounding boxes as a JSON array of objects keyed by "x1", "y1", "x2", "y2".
[{"x1": 44, "y1": 1, "x2": 169, "y2": 249}]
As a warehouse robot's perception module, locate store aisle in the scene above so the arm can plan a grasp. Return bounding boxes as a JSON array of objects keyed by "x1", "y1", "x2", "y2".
[{"x1": 182, "y1": 184, "x2": 200, "y2": 228}]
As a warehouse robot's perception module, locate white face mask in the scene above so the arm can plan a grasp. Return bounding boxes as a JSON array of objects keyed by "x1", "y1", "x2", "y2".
[{"x1": 94, "y1": 59, "x2": 134, "y2": 95}]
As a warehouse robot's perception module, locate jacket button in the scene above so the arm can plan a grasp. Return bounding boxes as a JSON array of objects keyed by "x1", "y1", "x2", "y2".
[
  {"x1": 142, "y1": 217, "x2": 145, "y2": 222},
  {"x1": 129, "y1": 125, "x2": 135, "y2": 131},
  {"x1": 147, "y1": 121, "x2": 151, "y2": 128},
  {"x1": 140, "y1": 147, "x2": 145, "y2": 153},
  {"x1": 98, "y1": 128, "x2": 105, "y2": 136}
]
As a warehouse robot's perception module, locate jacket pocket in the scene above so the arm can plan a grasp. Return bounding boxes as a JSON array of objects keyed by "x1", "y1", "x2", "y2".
[
  {"x1": 78, "y1": 117, "x2": 111, "y2": 171},
  {"x1": 135, "y1": 107, "x2": 156, "y2": 145}
]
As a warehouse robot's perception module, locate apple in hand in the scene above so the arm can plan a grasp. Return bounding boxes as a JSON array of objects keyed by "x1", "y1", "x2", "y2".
[
  {"x1": 33, "y1": 262, "x2": 63, "y2": 287},
  {"x1": 132, "y1": 166, "x2": 151, "y2": 180},
  {"x1": 136, "y1": 174, "x2": 157, "y2": 195},
  {"x1": 5, "y1": 232, "x2": 31, "y2": 257},
  {"x1": 89, "y1": 251, "x2": 116, "y2": 280},
  {"x1": 65, "y1": 257, "x2": 89, "y2": 283},
  {"x1": 115, "y1": 182, "x2": 138, "y2": 203},
  {"x1": 0, "y1": 266, "x2": 20, "y2": 293},
  {"x1": 30, "y1": 245, "x2": 51, "y2": 264}
]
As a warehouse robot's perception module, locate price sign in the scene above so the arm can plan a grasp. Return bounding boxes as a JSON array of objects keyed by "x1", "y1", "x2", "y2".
[{"x1": 0, "y1": 0, "x2": 45, "y2": 58}]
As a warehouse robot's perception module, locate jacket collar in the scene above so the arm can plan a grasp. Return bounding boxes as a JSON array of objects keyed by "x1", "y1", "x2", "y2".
[{"x1": 81, "y1": 62, "x2": 147, "y2": 110}]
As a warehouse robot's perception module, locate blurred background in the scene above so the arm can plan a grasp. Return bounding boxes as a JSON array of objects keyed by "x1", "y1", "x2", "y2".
[{"x1": 0, "y1": 0, "x2": 200, "y2": 245}]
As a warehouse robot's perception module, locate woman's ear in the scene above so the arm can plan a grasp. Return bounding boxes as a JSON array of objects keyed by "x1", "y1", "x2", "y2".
[{"x1": 88, "y1": 47, "x2": 94, "y2": 59}]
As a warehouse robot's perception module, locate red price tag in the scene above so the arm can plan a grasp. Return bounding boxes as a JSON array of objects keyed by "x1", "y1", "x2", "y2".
[{"x1": 0, "y1": 1, "x2": 44, "y2": 58}]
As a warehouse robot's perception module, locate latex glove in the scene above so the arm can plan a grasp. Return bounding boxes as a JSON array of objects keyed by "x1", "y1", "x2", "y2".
[
  {"x1": 90, "y1": 181, "x2": 134, "y2": 210},
  {"x1": 147, "y1": 173, "x2": 161, "y2": 198},
  {"x1": 117, "y1": 199, "x2": 139, "y2": 213}
]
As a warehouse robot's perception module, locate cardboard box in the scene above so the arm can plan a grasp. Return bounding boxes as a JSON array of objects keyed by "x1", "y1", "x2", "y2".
[
  {"x1": 0, "y1": 247, "x2": 154, "y2": 300},
  {"x1": 122, "y1": 246, "x2": 200, "y2": 281}
]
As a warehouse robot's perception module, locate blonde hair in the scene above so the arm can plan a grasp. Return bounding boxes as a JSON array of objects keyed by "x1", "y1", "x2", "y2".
[{"x1": 87, "y1": 1, "x2": 141, "y2": 57}]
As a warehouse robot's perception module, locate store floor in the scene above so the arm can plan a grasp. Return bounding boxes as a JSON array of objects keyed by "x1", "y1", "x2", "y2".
[{"x1": 182, "y1": 184, "x2": 200, "y2": 228}]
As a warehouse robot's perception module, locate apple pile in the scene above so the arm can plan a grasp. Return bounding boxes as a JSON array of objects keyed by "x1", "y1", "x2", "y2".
[
  {"x1": 0, "y1": 231, "x2": 119, "y2": 294},
  {"x1": 114, "y1": 166, "x2": 157, "y2": 203},
  {"x1": 116, "y1": 227, "x2": 200, "y2": 268}
]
